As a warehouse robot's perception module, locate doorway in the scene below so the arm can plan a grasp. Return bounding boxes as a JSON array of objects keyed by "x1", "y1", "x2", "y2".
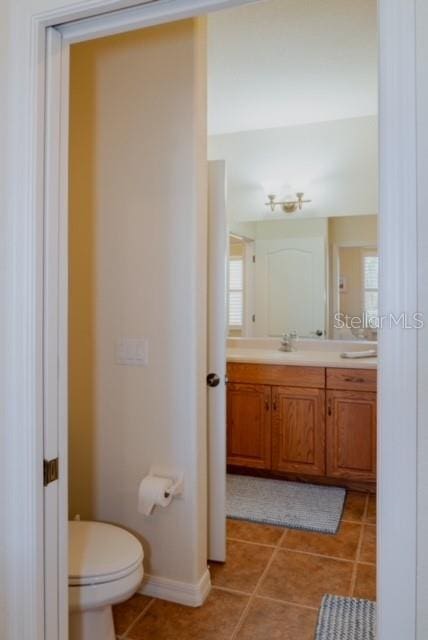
[
  {"x1": 10, "y1": 1, "x2": 418, "y2": 639},
  {"x1": 212, "y1": 6, "x2": 377, "y2": 632}
]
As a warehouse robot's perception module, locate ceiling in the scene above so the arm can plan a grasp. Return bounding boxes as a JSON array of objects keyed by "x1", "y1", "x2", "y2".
[{"x1": 207, "y1": 0, "x2": 377, "y2": 136}]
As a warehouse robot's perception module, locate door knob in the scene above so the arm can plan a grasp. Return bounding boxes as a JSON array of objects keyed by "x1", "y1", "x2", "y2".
[{"x1": 207, "y1": 373, "x2": 221, "y2": 387}]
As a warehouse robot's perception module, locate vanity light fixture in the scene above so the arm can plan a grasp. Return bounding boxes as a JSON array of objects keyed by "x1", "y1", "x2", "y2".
[{"x1": 265, "y1": 192, "x2": 311, "y2": 214}]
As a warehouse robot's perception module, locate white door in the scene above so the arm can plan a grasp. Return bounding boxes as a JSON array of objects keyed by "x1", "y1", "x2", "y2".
[
  {"x1": 254, "y1": 237, "x2": 326, "y2": 337},
  {"x1": 207, "y1": 160, "x2": 227, "y2": 562},
  {"x1": 44, "y1": 27, "x2": 69, "y2": 640}
]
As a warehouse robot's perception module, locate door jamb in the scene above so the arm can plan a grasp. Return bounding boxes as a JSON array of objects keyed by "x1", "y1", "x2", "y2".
[{"x1": 6, "y1": 1, "x2": 419, "y2": 639}]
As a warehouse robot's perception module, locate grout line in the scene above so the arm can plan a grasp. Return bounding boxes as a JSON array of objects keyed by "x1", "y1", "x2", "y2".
[
  {"x1": 255, "y1": 594, "x2": 319, "y2": 611},
  {"x1": 341, "y1": 517, "x2": 366, "y2": 524},
  {"x1": 254, "y1": 525, "x2": 288, "y2": 591},
  {"x1": 278, "y1": 545, "x2": 357, "y2": 564},
  {"x1": 226, "y1": 536, "x2": 281, "y2": 549},
  {"x1": 362, "y1": 492, "x2": 370, "y2": 522},
  {"x1": 212, "y1": 584, "x2": 319, "y2": 611},
  {"x1": 228, "y1": 528, "x2": 288, "y2": 640},
  {"x1": 212, "y1": 584, "x2": 253, "y2": 597},
  {"x1": 349, "y1": 494, "x2": 369, "y2": 596},
  {"x1": 227, "y1": 534, "x2": 361, "y2": 570},
  {"x1": 121, "y1": 597, "x2": 156, "y2": 639}
]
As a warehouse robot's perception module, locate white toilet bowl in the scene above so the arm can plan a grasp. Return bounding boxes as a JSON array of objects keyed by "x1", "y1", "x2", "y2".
[{"x1": 69, "y1": 520, "x2": 144, "y2": 640}]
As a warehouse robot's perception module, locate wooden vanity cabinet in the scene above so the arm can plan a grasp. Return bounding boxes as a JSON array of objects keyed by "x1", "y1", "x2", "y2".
[
  {"x1": 227, "y1": 364, "x2": 325, "y2": 474},
  {"x1": 326, "y1": 389, "x2": 377, "y2": 482},
  {"x1": 326, "y1": 368, "x2": 377, "y2": 482},
  {"x1": 227, "y1": 383, "x2": 272, "y2": 469},
  {"x1": 226, "y1": 363, "x2": 377, "y2": 486},
  {"x1": 271, "y1": 386, "x2": 325, "y2": 476}
]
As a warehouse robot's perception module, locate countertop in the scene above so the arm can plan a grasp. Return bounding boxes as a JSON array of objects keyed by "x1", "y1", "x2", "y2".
[{"x1": 227, "y1": 348, "x2": 377, "y2": 369}]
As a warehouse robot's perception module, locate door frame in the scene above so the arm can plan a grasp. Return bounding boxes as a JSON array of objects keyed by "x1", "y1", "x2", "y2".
[
  {"x1": 331, "y1": 240, "x2": 378, "y2": 339},
  {"x1": 4, "y1": 1, "x2": 419, "y2": 639}
]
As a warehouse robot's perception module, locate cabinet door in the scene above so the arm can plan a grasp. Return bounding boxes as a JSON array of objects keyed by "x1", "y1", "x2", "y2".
[
  {"x1": 227, "y1": 383, "x2": 271, "y2": 469},
  {"x1": 272, "y1": 386, "x2": 325, "y2": 476},
  {"x1": 327, "y1": 390, "x2": 377, "y2": 481}
]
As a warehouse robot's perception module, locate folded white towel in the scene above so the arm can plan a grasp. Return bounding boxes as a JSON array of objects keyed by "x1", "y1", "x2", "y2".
[{"x1": 340, "y1": 350, "x2": 377, "y2": 359}]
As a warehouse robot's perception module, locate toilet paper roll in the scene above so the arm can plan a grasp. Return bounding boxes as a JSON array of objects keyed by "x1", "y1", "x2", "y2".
[{"x1": 138, "y1": 475, "x2": 173, "y2": 516}]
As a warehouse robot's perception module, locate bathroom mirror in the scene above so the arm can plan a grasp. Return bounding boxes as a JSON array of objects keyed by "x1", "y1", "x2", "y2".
[{"x1": 227, "y1": 214, "x2": 378, "y2": 340}]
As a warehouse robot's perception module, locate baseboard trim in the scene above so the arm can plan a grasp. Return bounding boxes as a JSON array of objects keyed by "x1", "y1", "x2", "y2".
[{"x1": 138, "y1": 568, "x2": 211, "y2": 607}]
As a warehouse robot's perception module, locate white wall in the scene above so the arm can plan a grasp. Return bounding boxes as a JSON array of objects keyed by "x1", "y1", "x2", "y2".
[
  {"x1": 229, "y1": 220, "x2": 257, "y2": 238},
  {"x1": 416, "y1": 0, "x2": 428, "y2": 635},
  {"x1": 208, "y1": 115, "x2": 378, "y2": 222},
  {"x1": 0, "y1": 3, "x2": 11, "y2": 630},
  {"x1": 68, "y1": 22, "x2": 208, "y2": 587},
  {"x1": 207, "y1": 0, "x2": 377, "y2": 135}
]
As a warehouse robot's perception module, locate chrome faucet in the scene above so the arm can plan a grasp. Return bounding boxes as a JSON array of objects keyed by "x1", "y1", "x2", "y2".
[{"x1": 280, "y1": 330, "x2": 297, "y2": 352}]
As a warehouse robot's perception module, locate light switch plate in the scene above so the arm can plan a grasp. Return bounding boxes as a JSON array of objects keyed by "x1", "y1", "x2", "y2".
[{"x1": 116, "y1": 338, "x2": 148, "y2": 366}]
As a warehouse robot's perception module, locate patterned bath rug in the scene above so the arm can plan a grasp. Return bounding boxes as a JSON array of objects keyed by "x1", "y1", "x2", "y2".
[
  {"x1": 226, "y1": 474, "x2": 346, "y2": 534},
  {"x1": 315, "y1": 595, "x2": 376, "y2": 639}
]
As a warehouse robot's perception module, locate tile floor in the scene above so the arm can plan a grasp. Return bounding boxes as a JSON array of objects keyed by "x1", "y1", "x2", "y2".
[{"x1": 113, "y1": 491, "x2": 376, "y2": 639}]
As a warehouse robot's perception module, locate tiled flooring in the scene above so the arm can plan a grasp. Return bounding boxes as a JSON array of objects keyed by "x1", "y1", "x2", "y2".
[{"x1": 113, "y1": 491, "x2": 376, "y2": 639}]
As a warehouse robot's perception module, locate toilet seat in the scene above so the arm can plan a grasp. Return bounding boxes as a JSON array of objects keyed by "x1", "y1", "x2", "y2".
[
  {"x1": 68, "y1": 520, "x2": 144, "y2": 640},
  {"x1": 69, "y1": 521, "x2": 144, "y2": 586}
]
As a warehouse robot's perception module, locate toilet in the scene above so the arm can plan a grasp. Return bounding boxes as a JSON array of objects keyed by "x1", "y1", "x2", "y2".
[{"x1": 69, "y1": 520, "x2": 144, "y2": 640}]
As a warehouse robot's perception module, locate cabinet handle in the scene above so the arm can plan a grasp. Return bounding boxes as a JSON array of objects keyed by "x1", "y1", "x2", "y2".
[
  {"x1": 344, "y1": 376, "x2": 365, "y2": 383},
  {"x1": 265, "y1": 400, "x2": 270, "y2": 412},
  {"x1": 327, "y1": 399, "x2": 332, "y2": 416},
  {"x1": 273, "y1": 401, "x2": 277, "y2": 411}
]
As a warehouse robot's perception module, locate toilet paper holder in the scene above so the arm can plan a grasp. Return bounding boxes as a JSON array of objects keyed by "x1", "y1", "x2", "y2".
[{"x1": 148, "y1": 465, "x2": 184, "y2": 499}]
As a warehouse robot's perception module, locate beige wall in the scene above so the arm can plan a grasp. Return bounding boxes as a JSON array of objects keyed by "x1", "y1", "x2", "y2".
[
  {"x1": 69, "y1": 21, "x2": 208, "y2": 585},
  {"x1": 329, "y1": 214, "x2": 377, "y2": 245},
  {"x1": 328, "y1": 215, "x2": 377, "y2": 336},
  {"x1": 229, "y1": 240, "x2": 245, "y2": 257},
  {"x1": 339, "y1": 247, "x2": 364, "y2": 318},
  {"x1": 69, "y1": 43, "x2": 97, "y2": 519},
  {"x1": 255, "y1": 218, "x2": 328, "y2": 240}
]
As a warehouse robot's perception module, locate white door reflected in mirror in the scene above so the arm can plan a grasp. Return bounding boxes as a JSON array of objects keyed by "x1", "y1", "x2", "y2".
[{"x1": 228, "y1": 215, "x2": 378, "y2": 341}]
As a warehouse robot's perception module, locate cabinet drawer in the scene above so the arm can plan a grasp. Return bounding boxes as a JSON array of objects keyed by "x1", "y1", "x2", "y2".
[
  {"x1": 227, "y1": 363, "x2": 325, "y2": 388},
  {"x1": 326, "y1": 368, "x2": 377, "y2": 392}
]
